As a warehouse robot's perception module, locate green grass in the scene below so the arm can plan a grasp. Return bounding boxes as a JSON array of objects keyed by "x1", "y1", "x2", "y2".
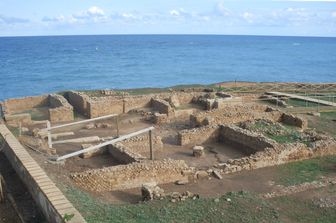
[
  {"x1": 307, "y1": 111, "x2": 336, "y2": 139},
  {"x1": 7, "y1": 125, "x2": 20, "y2": 137},
  {"x1": 287, "y1": 98, "x2": 319, "y2": 107},
  {"x1": 65, "y1": 187, "x2": 279, "y2": 223},
  {"x1": 65, "y1": 183, "x2": 336, "y2": 223},
  {"x1": 248, "y1": 121, "x2": 310, "y2": 145},
  {"x1": 81, "y1": 84, "x2": 213, "y2": 97},
  {"x1": 270, "y1": 191, "x2": 336, "y2": 223},
  {"x1": 320, "y1": 111, "x2": 336, "y2": 120},
  {"x1": 276, "y1": 155, "x2": 336, "y2": 186}
]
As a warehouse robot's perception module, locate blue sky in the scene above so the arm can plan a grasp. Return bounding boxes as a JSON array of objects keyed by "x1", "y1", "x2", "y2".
[{"x1": 0, "y1": 0, "x2": 336, "y2": 37}]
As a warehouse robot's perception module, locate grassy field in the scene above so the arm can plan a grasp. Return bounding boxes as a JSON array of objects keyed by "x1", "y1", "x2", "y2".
[
  {"x1": 276, "y1": 155, "x2": 336, "y2": 186},
  {"x1": 287, "y1": 98, "x2": 319, "y2": 107},
  {"x1": 308, "y1": 111, "x2": 336, "y2": 139},
  {"x1": 63, "y1": 155, "x2": 336, "y2": 223},
  {"x1": 66, "y1": 188, "x2": 280, "y2": 223},
  {"x1": 247, "y1": 120, "x2": 310, "y2": 145}
]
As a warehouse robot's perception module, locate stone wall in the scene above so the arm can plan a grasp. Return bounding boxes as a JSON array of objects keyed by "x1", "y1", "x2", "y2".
[
  {"x1": 219, "y1": 125, "x2": 275, "y2": 154},
  {"x1": 151, "y1": 98, "x2": 174, "y2": 116},
  {"x1": 70, "y1": 159, "x2": 191, "y2": 191},
  {"x1": 121, "y1": 135, "x2": 163, "y2": 156},
  {"x1": 4, "y1": 113, "x2": 32, "y2": 125},
  {"x1": 75, "y1": 91, "x2": 206, "y2": 118},
  {"x1": 108, "y1": 143, "x2": 146, "y2": 163},
  {"x1": 190, "y1": 104, "x2": 283, "y2": 128},
  {"x1": 66, "y1": 91, "x2": 91, "y2": 117},
  {"x1": 178, "y1": 125, "x2": 220, "y2": 146},
  {"x1": 214, "y1": 97, "x2": 243, "y2": 109},
  {"x1": 2, "y1": 95, "x2": 48, "y2": 115},
  {"x1": 48, "y1": 94, "x2": 74, "y2": 122},
  {"x1": 220, "y1": 139, "x2": 336, "y2": 174},
  {"x1": 281, "y1": 113, "x2": 308, "y2": 129}
]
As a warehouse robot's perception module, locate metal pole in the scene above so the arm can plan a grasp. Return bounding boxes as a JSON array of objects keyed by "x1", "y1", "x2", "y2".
[
  {"x1": 276, "y1": 95, "x2": 278, "y2": 108},
  {"x1": 0, "y1": 175, "x2": 4, "y2": 203},
  {"x1": 42, "y1": 113, "x2": 118, "y2": 131},
  {"x1": 47, "y1": 121, "x2": 52, "y2": 149},
  {"x1": 54, "y1": 126, "x2": 155, "y2": 161},
  {"x1": 305, "y1": 92, "x2": 308, "y2": 108},
  {"x1": 19, "y1": 122, "x2": 22, "y2": 136},
  {"x1": 116, "y1": 116, "x2": 120, "y2": 137},
  {"x1": 149, "y1": 130, "x2": 154, "y2": 160}
]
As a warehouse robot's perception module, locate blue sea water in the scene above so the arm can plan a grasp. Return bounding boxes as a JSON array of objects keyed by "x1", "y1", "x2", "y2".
[{"x1": 0, "y1": 35, "x2": 336, "y2": 100}]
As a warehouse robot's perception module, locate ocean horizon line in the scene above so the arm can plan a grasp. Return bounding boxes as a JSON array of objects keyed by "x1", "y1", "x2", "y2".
[{"x1": 1, "y1": 33, "x2": 336, "y2": 39}]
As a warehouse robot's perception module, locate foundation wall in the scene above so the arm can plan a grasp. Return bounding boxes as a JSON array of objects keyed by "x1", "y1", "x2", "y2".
[
  {"x1": 219, "y1": 125, "x2": 275, "y2": 154},
  {"x1": 66, "y1": 91, "x2": 91, "y2": 117},
  {"x1": 151, "y1": 98, "x2": 174, "y2": 116},
  {"x1": 178, "y1": 125, "x2": 220, "y2": 146},
  {"x1": 221, "y1": 139, "x2": 336, "y2": 174},
  {"x1": 71, "y1": 159, "x2": 190, "y2": 191},
  {"x1": 107, "y1": 143, "x2": 146, "y2": 163},
  {"x1": 78, "y1": 91, "x2": 205, "y2": 118},
  {"x1": 2, "y1": 95, "x2": 49, "y2": 115},
  {"x1": 122, "y1": 135, "x2": 163, "y2": 155},
  {"x1": 48, "y1": 94, "x2": 74, "y2": 122},
  {"x1": 4, "y1": 113, "x2": 32, "y2": 125},
  {"x1": 281, "y1": 113, "x2": 308, "y2": 129},
  {"x1": 214, "y1": 97, "x2": 243, "y2": 109},
  {"x1": 190, "y1": 104, "x2": 283, "y2": 128}
]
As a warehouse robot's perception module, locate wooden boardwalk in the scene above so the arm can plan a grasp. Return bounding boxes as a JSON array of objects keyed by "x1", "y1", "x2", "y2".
[
  {"x1": 267, "y1": 91, "x2": 336, "y2": 107},
  {"x1": 0, "y1": 124, "x2": 86, "y2": 223}
]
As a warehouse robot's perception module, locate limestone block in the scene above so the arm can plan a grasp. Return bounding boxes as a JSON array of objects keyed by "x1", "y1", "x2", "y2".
[
  {"x1": 168, "y1": 95, "x2": 180, "y2": 108},
  {"x1": 193, "y1": 146, "x2": 205, "y2": 158}
]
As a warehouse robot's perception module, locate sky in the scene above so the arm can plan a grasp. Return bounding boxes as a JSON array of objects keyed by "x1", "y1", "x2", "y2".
[{"x1": 0, "y1": 0, "x2": 336, "y2": 37}]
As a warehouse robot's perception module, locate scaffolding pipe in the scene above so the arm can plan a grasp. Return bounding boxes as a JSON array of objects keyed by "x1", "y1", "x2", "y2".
[{"x1": 53, "y1": 126, "x2": 155, "y2": 161}]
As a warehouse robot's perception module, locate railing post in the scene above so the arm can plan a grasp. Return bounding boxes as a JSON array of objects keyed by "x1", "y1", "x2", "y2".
[
  {"x1": 149, "y1": 130, "x2": 154, "y2": 160},
  {"x1": 0, "y1": 174, "x2": 4, "y2": 203},
  {"x1": 19, "y1": 122, "x2": 22, "y2": 136},
  {"x1": 116, "y1": 116, "x2": 120, "y2": 137},
  {"x1": 47, "y1": 121, "x2": 52, "y2": 149}
]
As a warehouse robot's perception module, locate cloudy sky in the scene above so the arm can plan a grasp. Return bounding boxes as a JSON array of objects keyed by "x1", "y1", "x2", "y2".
[{"x1": 0, "y1": 0, "x2": 336, "y2": 37}]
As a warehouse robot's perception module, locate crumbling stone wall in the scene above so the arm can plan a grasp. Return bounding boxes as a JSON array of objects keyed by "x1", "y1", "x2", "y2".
[
  {"x1": 219, "y1": 125, "x2": 275, "y2": 154},
  {"x1": 214, "y1": 97, "x2": 243, "y2": 109},
  {"x1": 190, "y1": 104, "x2": 283, "y2": 128},
  {"x1": 71, "y1": 159, "x2": 191, "y2": 191},
  {"x1": 220, "y1": 139, "x2": 336, "y2": 174},
  {"x1": 151, "y1": 98, "x2": 174, "y2": 116},
  {"x1": 108, "y1": 143, "x2": 146, "y2": 163},
  {"x1": 48, "y1": 94, "x2": 74, "y2": 122},
  {"x1": 281, "y1": 113, "x2": 308, "y2": 129},
  {"x1": 73, "y1": 91, "x2": 206, "y2": 118},
  {"x1": 66, "y1": 91, "x2": 91, "y2": 117},
  {"x1": 2, "y1": 95, "x2": 48, "y2": 115},
  {"x1": 4, "y1": 113, "x2": 32, "y2": 125},
  {"x1": 178, "y1": 125, "x2": 220, "y2": 146},
  {"x1": 122, "y1": 135, "x2": 163, "y2": 155}
]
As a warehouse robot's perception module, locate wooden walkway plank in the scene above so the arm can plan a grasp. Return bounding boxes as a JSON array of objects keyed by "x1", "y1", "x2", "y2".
[{"x1": 267, "y1": 91, "x2": 336, "y2": 107}]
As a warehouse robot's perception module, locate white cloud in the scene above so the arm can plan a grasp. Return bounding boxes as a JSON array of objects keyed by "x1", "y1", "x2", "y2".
[
  {"x1": 87, "y1": 6, "x2": 105, "y2": 17},
  {"x1": 0, "y1": 15, "x2": 29, "y2": 24},
  {"x1": 73, "y1": 6, "x2": 107, "y2": 22},
  {"x1": 215, "y1": 2, "x2": 231, "y2": 17},
  {"x1": 332, "y1": 11, "x2": 336, "y2": 17},
  {"x1": 169, "y1": 8, "x2": 189, "y2": 18},
  {"x1": 242, "y1": 12, "x2": 255, "y2": 23}
]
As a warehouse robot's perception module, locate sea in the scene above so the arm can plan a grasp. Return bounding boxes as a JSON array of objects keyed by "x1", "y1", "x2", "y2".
[{"x1": 0, "y1": 35, "x2": 335, "y2": 100}]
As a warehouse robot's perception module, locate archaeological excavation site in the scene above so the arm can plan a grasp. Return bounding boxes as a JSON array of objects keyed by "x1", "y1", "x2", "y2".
[{"x1": 0, "y1": 82, "x2": 336, "y2": 223}]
